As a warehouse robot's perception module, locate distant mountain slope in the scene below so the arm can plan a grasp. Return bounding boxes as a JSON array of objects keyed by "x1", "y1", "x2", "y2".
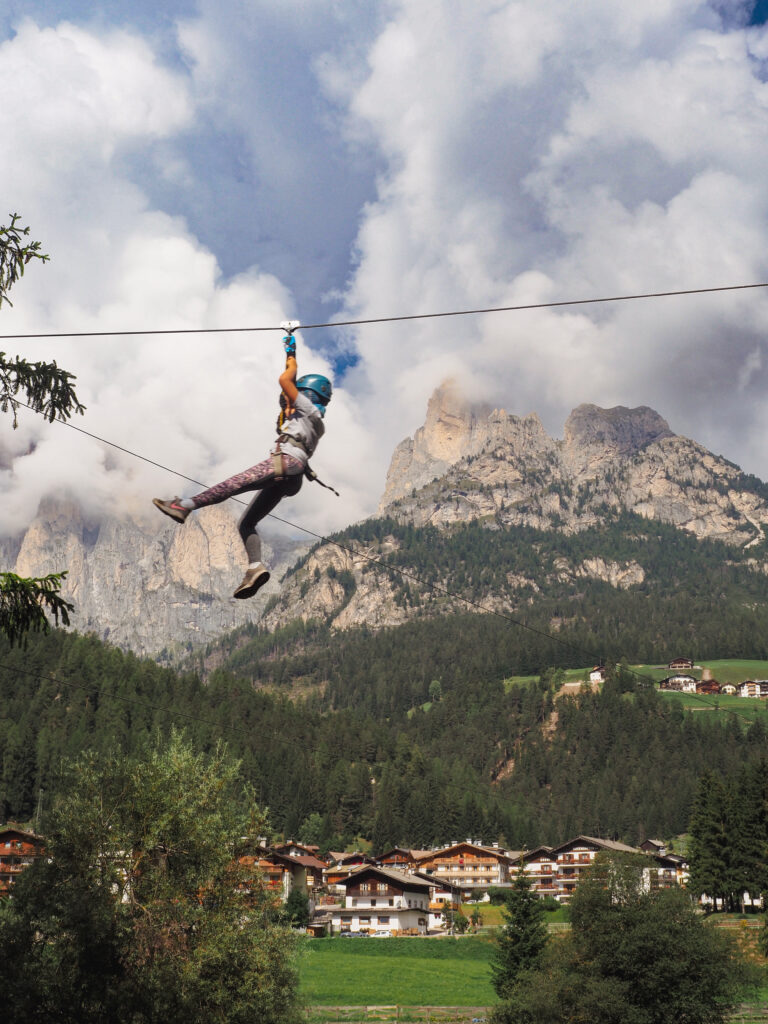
[
  {"x1": 261, "y1": 511, "x2": 768, "y2": 636},
  {"x1": 0, "y1": 497, "x2": 307, "y2": 657}
]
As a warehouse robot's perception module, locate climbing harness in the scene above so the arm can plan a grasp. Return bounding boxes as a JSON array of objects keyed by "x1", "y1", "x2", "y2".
[{"x1": 272, "y1": 437, "x2": 340, "y2": 497}]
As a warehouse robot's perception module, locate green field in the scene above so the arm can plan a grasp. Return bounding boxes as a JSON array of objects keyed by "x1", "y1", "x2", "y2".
[
  {"x1": 657, "y1": 690, "x2": 768, "y2": 722},
  {"x1": 299, "y1": 937, "x2": 496, "y2": 1007}
]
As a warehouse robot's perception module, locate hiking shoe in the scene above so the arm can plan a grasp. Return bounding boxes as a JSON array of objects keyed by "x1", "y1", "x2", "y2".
[
  {"x1": 233, "y1": 566, "x2": 270, "y2": 600},
  {"x1": 152, "y1": 497, "x2": 190, "y2": 524}
]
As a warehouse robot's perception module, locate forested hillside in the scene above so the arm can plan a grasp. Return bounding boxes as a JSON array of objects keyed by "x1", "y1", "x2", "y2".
[
  {"x1": 3, "y1": 625, "x2": 766, "y2": 851},
  {"x1": 260, "y1": 512, "x2": 768, "y2": 654}
]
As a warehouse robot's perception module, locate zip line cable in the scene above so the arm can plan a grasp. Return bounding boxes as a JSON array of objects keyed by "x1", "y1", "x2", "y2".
[
  {"x1": 1, "y1": 280, "x2": 768, "y2": 340},
  {"x1": 16, "y1": 399, "x2": 765, "y2": 729}
]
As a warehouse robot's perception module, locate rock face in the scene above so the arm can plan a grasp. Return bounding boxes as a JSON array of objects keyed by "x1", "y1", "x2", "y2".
[
  {"x1": 379, "y1": 384, "x2": 768, "y2": 546},
  {"x1": 378, "y1": 379, "x2": 493, "y2": 508},
  {"x1": 0, "y1": 497, "x2": 307, "y2": 658}
]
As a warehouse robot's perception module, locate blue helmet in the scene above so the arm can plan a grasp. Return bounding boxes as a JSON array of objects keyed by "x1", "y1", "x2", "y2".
[{"x1": 297, "y1": 373, "x2": 332, "y2": 410}]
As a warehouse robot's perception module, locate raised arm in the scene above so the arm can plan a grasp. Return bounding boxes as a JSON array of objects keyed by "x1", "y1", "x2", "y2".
[{"x1": 279, "y1": 330, "x2": 299, "y2": 409}]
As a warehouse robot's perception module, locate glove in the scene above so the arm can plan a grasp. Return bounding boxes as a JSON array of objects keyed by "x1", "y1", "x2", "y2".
[{"x1": 283, "y1": 334, "x2": 296, "y2": 358}]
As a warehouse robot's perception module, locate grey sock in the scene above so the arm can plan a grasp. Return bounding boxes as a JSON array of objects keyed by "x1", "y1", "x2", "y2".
[{"x1": 244, "y1": 534, "x2": 262, "y2": 563}]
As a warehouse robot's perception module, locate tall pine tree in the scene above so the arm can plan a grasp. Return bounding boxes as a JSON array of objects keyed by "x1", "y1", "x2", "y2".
[{"x1": 491, "y1": 860, "x2": 549, "y2": 999}]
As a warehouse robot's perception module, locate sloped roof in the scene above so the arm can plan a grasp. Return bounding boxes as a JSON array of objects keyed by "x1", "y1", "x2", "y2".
[
  {"x1": 340, "y1": 865, "x2": 432, "y2": 892},
  {"x1": 419, "y1": 841, "x2": 513, "y2": 862},
  {"x1": 0, "y1": 825, "x2": 43, "y2": 842},
  {"x1": 551, "y1": 835, "x2": 641, "y2": 856}
]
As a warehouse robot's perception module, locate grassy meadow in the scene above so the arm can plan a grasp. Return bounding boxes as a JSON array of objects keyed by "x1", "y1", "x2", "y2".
[
  {"x1": 505, "y1": 660, "x2": 768, "y2": 725},
  {"x1": 299, "y1": 936, "x2": 497, "y2": 1007}
]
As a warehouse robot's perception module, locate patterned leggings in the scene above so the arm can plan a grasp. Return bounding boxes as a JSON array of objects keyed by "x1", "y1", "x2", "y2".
[{"x1": 191, "y1": 453, "x2": 304, "y2": 563}]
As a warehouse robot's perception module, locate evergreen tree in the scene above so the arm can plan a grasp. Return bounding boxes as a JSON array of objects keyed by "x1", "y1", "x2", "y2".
[
  {"x1": 688, "y1": 771, "x2": 738, "y2": 908},
  {"x1": 491, "y1": 860, "x2": 549, "y2": 999},
  {"x1": 494, "y1": 854, "x2": 754, "y2": 1024},
  {"x1": 732, "y1": 758, "x2": 768, "y2": 908},
  {"x1": 0, "y1": 215, "x2": 84, "y2": 647}
]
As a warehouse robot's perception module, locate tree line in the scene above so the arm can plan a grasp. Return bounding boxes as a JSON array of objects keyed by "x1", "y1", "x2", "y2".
[
  {"x1": 687, "y1": 757, "x2": 768, "y2": 912},
  {"x1": 3, "y1": 629, "x2": 767, "y2": 854}
]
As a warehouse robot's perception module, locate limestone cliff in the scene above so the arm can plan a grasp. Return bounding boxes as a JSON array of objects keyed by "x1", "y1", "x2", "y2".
[
  {"x1": 379, "y1": 385, "x2": 768, "y2": 546},
  {"x1": 1, "y1": 497, "x2": 306, "y2": 658}
]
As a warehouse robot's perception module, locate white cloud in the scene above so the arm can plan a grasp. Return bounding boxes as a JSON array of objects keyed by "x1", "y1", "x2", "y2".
[
  {"x1": 333, "y1": 0, "x2": 768, "y2": 478},
  {"x1": 3, "y1": 0, "x2": 768, "y2": 551},
  {"x1": 0, "y1": 18, "x2": 365, "y2": 540}
]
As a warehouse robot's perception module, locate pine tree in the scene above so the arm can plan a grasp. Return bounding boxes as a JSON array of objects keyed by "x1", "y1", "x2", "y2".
[
  {"x1": 688, "y1": 771, "x2": 736, "y2": 908},
  {"x1": 0, "y1": 215, "x2": 84, "y2": 647},
  {"x1": 491, "y1": 859, "x2": 549, "y2": 999}
]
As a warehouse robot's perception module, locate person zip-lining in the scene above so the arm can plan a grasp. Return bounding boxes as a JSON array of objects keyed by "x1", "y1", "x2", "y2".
[{"x1": 152, "y1": 324, "x2": 332, "y2": 600}]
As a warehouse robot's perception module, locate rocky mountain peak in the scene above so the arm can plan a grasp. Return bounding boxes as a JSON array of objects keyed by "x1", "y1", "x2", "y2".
[
  {"x1": 379, "y1": 379, "x2": 547, "y2": 509},
  {"x1": 564, "y1": 404, "x2": 674, "y2": 456},
  {"x1": 419, "y1": 378, "x2": 491, "y2": 463},
  {"x1": 1, "y1": 496, "x2": 307, "y2": 658}
]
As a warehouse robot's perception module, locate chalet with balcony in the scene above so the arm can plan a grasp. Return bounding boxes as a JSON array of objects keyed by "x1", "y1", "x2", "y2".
[
  {"x1": 659, "y1": 674, "x2": 697, "y2": 692},
  {"x1": 236, "y1": 849, "x2": 310, "y2": 901},
  {"x1": 332, "y1": 866, "x2": 431, "y2": 935},
  {"x1": 324, "y1": 851, "x2": 375, "y2": 894},
  {"x1": 589, "y1": 665, "x2": 607, "y2": 683},
  {"x1": 668, "y1": 658, "x2": 694, "y2": 670},
  {"x1": 0, "y1": 826, "x2": 45, "y2": 895},
  {"x1": 550, "y1": 836, "x2": 641, "y2": 901},
  {"x1": 737, "y1": 680, "x2": 768, "y2": 698},
  {"x1": 376, "y1": 847, "x2": 432, "y2": 871},
  {"x1": 416, "y1": 842, "x2": 513, "y2": 894},
  {"x1": 696, "y1": 679, "x2": 721, "y2": 695},
  {"x1": 519, "y1": 846, "x2": 559, "y2": 899}
]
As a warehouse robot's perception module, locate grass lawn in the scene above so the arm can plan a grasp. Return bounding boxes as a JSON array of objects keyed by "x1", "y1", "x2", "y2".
[
  {"x1": 299, "y1": 936, "x2": 497, "y2": 1007},
  {"x1": 462, "y1": 903, "x2": 570, "y2": 928},
  {"x1": 657, "y1": 690, "x2": 768, "y2": 723},
  {"x1": 504, "y1": 667, "x2": 586, "y2": 690}
]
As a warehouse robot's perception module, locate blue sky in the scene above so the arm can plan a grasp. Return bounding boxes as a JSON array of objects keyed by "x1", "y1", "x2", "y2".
[{"x1": 2, "y1": 0, "x2": 768, "y2": 535}]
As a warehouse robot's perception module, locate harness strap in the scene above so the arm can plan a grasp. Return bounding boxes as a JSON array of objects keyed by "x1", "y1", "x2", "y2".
[{"x1": 273, "y1": 437, "x2": 340, "y2": 496}]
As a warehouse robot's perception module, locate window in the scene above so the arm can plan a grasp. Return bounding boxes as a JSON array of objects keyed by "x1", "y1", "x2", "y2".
[
  {"x1": 377, "y1": 882, "x2": 387, "y2": 892},
  {"x1": 378, "y1": 916, "x2": 390, "y2": 924},
  {"x1": 360, "y1": 882, "x2": 370, "y2": 892},
  {"x1": 359, "y1": 916, "x2": 370, "y2": 924}
]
